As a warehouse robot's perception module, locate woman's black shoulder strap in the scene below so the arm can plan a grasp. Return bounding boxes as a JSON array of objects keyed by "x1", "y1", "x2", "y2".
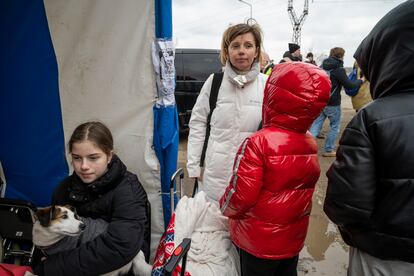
[{"x1": 199, "y1": 72, "x2": 224, "y2": 167}]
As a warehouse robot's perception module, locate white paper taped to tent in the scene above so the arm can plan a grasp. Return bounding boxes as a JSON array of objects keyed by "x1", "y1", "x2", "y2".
[
  {"x1": 44, "y1": 0, "x2": 164, "y2": 260},
  {"x1": 152, "y1": 39, "x2": 175, "y2": 107}
]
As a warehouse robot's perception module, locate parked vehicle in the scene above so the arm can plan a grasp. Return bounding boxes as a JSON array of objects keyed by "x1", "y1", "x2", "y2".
[{"x1": 175, "y1": 48, "x2": 222, "y2": 134}]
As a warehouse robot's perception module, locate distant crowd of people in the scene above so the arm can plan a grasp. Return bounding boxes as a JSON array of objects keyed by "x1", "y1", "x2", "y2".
[{"x1": 260, "y1": 42, "x2": 372, "y2": 158}]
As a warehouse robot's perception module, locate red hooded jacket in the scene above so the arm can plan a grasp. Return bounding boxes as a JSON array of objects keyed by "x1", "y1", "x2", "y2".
[{"x1": 220, "y1": 62, "x2": 331, "y2": 259}]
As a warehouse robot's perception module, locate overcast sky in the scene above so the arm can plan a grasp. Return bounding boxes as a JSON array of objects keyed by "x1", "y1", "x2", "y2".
[{"x1": 172, "y1": 0, "x2": 406, "y2": 67}]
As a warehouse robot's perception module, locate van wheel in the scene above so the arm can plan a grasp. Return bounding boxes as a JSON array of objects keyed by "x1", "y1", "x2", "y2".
[
  {"x1": 12, "y1": 242, "x2": 21, "y2": 265},
  {"x1": 178, "y1": 116, "x2": 189, "y2": 135}
]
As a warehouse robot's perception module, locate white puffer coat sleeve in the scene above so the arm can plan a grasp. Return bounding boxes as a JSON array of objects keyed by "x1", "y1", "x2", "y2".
[
  {"x1": 186, "y1": 74, "x2": 214, "y2": 178},
  {"x1": 187, "y1": 69, "x2": 267, "y2": 204}
]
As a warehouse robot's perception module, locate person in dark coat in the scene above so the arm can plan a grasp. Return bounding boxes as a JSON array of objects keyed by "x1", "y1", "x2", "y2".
[
  {"x1": 324, "y1": 1, "x2": 414, "y2": 275},
  {"x1": 34, "y1": 121, "x2": 149, "y2": 276},
  {"x1": 305, "y1": 52, "x2": 316, "y2": 65},
  {"x1": 279, "y1": 43, "x2": 302, "y2": 63},
  {"x1": 309, "y1": 47, "x2": 363, "y2": 157}
]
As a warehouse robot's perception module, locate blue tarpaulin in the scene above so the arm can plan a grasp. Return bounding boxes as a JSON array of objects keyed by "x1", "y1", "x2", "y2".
[
  {"x1": 0, "y1": 0, "x2": 68, "y2": 206},
  {"x1": 153, "y1": 105, "x2": 179, "y2": 228}
]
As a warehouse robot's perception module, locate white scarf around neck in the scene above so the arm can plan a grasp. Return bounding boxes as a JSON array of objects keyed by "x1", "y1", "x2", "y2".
[{"x1": 225, "y1": 61, "x2": 260, "y2": 88}]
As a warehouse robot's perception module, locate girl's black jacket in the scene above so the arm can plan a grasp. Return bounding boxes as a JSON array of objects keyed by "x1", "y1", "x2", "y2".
[{"x1": 38, "y1": 154, "x2": 149, "y2": 275}]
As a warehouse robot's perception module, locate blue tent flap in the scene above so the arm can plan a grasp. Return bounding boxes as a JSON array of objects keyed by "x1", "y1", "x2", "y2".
[
  {"x1": 153, "y1": 105, "x2": 179, "y2": 227},
  {"x1": 0, "y1": 0, "x2": 68, "y2": 205}
]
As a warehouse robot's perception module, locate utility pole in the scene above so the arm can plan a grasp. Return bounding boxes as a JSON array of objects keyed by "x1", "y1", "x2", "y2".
[
  {"x1": 287, "y1": 0, "x2": 309, "y2": 45},
  {"x1": 239, "y1": 0, "x2": 255, "y2": 24}
]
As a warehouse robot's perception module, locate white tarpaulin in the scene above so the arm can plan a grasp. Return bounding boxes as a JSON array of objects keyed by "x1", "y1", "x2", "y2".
[{"x1": 44, "y1": 0, "x2": 165, "y2": 260}]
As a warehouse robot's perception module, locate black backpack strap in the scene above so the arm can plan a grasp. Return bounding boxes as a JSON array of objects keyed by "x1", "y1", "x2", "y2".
[
  {"x1": 199, "y1": 72, "x2": 224, "y2": 167},
  {"x1": 257, "y1": 120, "x2": 262, "y2": 130}
]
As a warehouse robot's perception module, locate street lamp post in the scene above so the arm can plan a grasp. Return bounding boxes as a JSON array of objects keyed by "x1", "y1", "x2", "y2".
[{"x1": 239, "y1": 0, "x2": 253, "y2": 20}]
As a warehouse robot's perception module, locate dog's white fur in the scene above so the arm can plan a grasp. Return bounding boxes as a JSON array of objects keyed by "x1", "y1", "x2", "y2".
[
  {"x1": 31, "y1": 205, "x2": 84, "y2": 247},
  {"x1": 26, "y1": 205, "x2": 152, "y2": 276}
]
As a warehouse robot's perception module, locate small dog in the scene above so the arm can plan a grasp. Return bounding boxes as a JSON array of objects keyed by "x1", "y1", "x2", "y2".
[{"x1": 25, "y1": 205, "x2": 152, "y2": 276}]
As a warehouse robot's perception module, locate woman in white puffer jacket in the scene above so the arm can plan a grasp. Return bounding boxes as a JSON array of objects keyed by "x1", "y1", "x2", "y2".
[{"x1": 187, "y1": 23, "x2": 268, "y2": 204}]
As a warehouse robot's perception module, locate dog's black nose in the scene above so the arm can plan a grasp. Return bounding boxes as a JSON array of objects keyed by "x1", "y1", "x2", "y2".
[{"x1": 79, "y1": 223, "x2": 86, "y2": 231}]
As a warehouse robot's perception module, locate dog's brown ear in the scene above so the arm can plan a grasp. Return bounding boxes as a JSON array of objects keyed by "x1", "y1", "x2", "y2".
[
  {"x1": 35, "y1": 207, "x2": 53, "y2": 227},
  {"x1": 65, "y1": 205, "x2": 76, "y2": 212}
]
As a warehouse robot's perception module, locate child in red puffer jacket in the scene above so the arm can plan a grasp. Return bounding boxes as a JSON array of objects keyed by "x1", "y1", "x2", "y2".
[{"x1": 220, "y1": 62, "x2": 331, "y2": 276}]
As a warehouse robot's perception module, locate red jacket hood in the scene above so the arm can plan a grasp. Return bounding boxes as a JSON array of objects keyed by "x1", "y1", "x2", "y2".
[{"x1": 262, "y1": 62, "x2": 331, "y2": 132}]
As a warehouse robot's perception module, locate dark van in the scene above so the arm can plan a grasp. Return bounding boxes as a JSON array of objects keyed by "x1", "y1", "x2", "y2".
[{"x1": 175, "y1": 48, "x2": 222, "y2": 133}]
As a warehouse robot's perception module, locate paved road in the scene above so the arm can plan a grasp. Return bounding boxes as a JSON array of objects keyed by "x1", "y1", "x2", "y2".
[{"x1": 177, "y1": 91, "x2": 356, "y2": 275}]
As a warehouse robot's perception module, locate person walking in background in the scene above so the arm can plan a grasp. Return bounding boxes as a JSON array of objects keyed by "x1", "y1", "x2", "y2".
[
  {"x1": 309, "y1": 47, "x2": 363, "y2": 157},
  {"x1": 260, "y1": 51, "x2": 270, "y2": 72},
  {"x1": 263, "y1": 59, "x2": 275, "y2": 75},
  {"x1": 349, "y1": 61, "x2": 372, "y2": 112},
  {"x1": 261, "y1": 51, "x2": 274, "y2": 75},
  {"x1": 187, "y1": 23, "x2": 267, "y2": 204},
  {"x1": 288, "y1": 43, "x2": 302, "y2": 61},
  {"x1": 260, "y1": 52, "x2": 275, "y2": 76},
  {"x1": 279, "y1": 51, "x2": 293, "y2": 63},
  {"x1": 305, "y1": 52, "x2": 317, "y2": 65},
  {"x1": 279, "y1": 43, "x2": 302, "y2": 63},
  {"x1": 324, "y1": 1, "x2": 414, "y2": 275},
  {"x1": 220, "y1": 62, "x2": 331, "y2": 276}
]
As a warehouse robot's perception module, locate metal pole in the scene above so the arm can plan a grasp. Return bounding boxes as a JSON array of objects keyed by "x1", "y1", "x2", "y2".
[
  {"x1": 287, "y1": 0, "x2": 309, "y2": 45},
  {"x1": 239, "y1": 0, "x2": 252, "y2": 19}
]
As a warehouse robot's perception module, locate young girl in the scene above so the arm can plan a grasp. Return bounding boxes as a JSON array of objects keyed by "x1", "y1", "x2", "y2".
[{"x1": 34, "y1": 121, "x2": 149, "y2": 275}]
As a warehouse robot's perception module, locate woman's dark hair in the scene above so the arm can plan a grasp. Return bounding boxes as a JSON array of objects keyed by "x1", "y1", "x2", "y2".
[{"x1": 68, "y1": 121, "x2": 113, "y2": 155}]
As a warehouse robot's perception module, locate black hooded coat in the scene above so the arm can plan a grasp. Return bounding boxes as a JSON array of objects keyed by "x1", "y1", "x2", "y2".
[{"x1": 324, "y1": 0, "x2": 414, "y2": 263}]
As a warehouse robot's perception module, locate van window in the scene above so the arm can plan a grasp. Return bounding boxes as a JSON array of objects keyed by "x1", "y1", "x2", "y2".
[
  {"x1": 175, "y1": 52, "x2": 183, "y2": 80},
  {"x1": 174, "y1": 49, "x2": 221, "y2": 134},
  {"x1": 182, "y1": 53, "x2": 221, "y2": 81}
]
